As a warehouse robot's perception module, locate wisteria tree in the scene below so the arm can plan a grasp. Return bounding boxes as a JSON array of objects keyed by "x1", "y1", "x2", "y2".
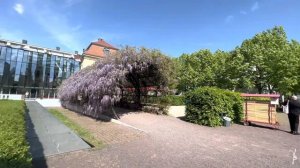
[{"x1": 58, "y1": 46, "x2": 171, "y2": 118}]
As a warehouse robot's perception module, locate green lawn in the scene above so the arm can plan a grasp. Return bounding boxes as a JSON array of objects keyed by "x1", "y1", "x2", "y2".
[
  {"x1": 0, "y1": 100, "x2": 32, "y2": 168},
  {"x1": 48, "y1": 109, "x2": 104, "y2": 148}
]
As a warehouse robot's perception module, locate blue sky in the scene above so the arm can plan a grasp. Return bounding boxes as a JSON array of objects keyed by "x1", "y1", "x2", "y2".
[{"x1": 0, "y1": 0, "x2": 299, "y2": 57}]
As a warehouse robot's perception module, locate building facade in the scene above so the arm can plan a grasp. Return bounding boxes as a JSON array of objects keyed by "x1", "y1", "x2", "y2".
[
  {"x1": 0, "y1": 39, "x2": 81, "y2": 98},
  {"x1": 81, "y1": 38, "x2": 118, "y2": 68}
]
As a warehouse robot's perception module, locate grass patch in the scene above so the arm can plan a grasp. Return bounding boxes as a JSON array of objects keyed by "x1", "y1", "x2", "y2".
[
  {"x1": 0, "y1": 100, "x2": 32, "y2": 168},
  {"x1": 48, "y1": 109, "x2": 104, "y2": 148}
]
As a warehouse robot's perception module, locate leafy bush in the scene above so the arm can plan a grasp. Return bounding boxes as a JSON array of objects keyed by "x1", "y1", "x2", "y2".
[
  {"x1": 223, "y1": 91, "x2": 244, "y2": 123},
  {"x1": 185, "y1": 87, "x2": 243, "y2": 127},
  {"x1": 144, "y1": 95, "x2": 185, "y2": 106},
  {"x1": 0, "y1": 100, "x2": 32, "y2": 168},
  {"x1": 159, "y1": 95, "x2": 185, "y2": 106}
]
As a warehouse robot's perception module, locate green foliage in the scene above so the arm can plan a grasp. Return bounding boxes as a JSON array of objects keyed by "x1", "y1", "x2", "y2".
[
  {"x1": 178, "y1": 50, "x2": 218, "y2": 92},
  {"x1": 176, "y1": 26, "x2": 300, "y2": 95},
  {"x1": 222, "y1": 91, "x2": 244, "y2": 123},
  {"x1": 185, "y1": 87, "x2": 243, "y2": 127},
  {"x1": 0, "y1": 100, "x2": 32, "y2": 168},
  {"x1": 177, "y1": 49, "x2": 252, "y2": 92},
  {"x1": 145, "y1": 95, "x2": 185, "y2": 106},
  {"x1": 239, "y1": 26, "x2": 300, "y2": 94},
  {"x1": 48, "y1": 109, "x2": 104, "y2": 148},
  {"x1": 159, "y1": 95, "x2": 185, "y2": 106}
]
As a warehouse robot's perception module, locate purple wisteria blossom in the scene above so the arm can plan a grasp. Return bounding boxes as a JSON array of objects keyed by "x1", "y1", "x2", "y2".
[{"x1": 58, "y1": 46, "x2": 169, "y2": 118}]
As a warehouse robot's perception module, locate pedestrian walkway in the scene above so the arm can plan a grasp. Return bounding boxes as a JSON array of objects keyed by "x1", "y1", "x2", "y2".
[{"x1": 25, "y1": 101, "x2": 90, "y2": 159}]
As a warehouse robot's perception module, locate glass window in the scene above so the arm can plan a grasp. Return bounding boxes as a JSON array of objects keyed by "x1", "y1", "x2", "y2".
[
  {"x1": 32, "y1": 52, "x2": 38, "y2": 64},
  {"x1": 46, "y1": 54, "x2": 51, "y2": 66},
  {"x1": 11, "y1": 48, "x2": 18, "y2": 62},
  {"x1": 58, "y1": 57, "x2": 63, "y2": 78},
  {"x1": 40, "y1": 54, "x2": 47, "y2": 87},
  {"x1": 5, "y1": 47, "x2": 12, "y2": 62},
  {"x1": 0, "y1": 47, "x2": 6, "y2": 60},
  {"x1": 2, "y1": 62, "x2": 10, "y2": 85},
  {"x1": 25, "y1": 62, "x2": 33, "y2": 87},
  {"x1": 49, "y1": 66, "x2": 54, "y2": 83},
  {"x1": 14, "y1": 74, "x2": 20, "y2": 82},
  {"x1": 66, "y1": 60, "x2": 70, "y2": 78},
  {"x1": 75, "y1": 61, "x2": 80, "y2": 72},
  {"x1": 31, "y1": 63, "x2": 37, "y2": 82},
  {"x1": 50, "y1": 55, "x2": 56, "y2": 67},
  {"x1": 27, "y1": 51, "x2": 33, "y2": 64},
  {"x1": 22, "y1": 51, "x2": 29, "y2": 62},
  {"x1": 20, "y1": 63, "x2": 27, "y2": 75},
  {"x1": 9, "y1": 61, "x2": 17, "y2": 84},
  {"x1": 17, "y1": 49, "x2": 24, "y2": 62},
  {"x1": 0, "y1": 75, "x2": 2, "y2": 85},
  {"x1": 0, "y1": 60, "x2": 4, "y2": 75}
]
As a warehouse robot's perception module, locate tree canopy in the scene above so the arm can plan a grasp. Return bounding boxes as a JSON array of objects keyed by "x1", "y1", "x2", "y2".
[{"x1": 177, "y1": 26, "x2": 300, "y2": 94}]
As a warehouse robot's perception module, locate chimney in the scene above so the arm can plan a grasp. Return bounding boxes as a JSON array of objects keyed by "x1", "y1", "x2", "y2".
[
  {"x1": 75, "y1": 51, "x2": 78, "y2": 54},
  {"x1": 56, "y1": 47, "x2": 60, "y2": 51},
  {"x1": 22, "y1": 39, "x2": 27, "y2": 44},
  {"x1": 98, "y1": 38, "x2": 103, "y2": 41}
]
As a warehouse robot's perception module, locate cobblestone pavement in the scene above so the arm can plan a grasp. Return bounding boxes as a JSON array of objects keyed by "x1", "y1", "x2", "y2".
[
  {"x1": 53, "y1": 108, "x2": 145, "y2": 145},
  {"x1": 44, "y1": 110, "x2": 300, "y2": 168}
]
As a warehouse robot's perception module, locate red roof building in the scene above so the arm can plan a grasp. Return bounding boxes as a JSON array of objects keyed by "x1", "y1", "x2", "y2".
[{"x1": 81, "y1": 38, "x2": 118, "y2": 68}]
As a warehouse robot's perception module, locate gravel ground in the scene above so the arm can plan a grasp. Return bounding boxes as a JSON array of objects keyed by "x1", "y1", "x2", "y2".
[{"x1": 44, "y1": 110, "x2": 300, "y2": 168}]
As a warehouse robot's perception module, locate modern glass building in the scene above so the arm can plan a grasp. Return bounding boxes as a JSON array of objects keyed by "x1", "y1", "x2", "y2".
[{"x1": 0, "y1": 39, "x2": 81, "y2": 98}]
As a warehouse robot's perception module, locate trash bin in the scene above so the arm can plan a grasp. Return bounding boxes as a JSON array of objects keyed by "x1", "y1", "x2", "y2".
[{"x1": 223, "y1": 116, "x2": 231, "y2": 127}]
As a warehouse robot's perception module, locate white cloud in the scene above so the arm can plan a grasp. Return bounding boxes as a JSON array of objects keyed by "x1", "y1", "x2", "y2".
[
  {"x1": 14, "y1": 3, "x2": 24, "y2": 15},
  {"x1": 240, "y1": 10, "x2": 247, "y2": 15},
  {"x1": 225, "y1": 15, "x2": 234, "y2": 23},
  {"x1": 251, "y1": 2, "x2": 259, "y2": 12},
  {"x1": 15, "y1": 0, "x2": 121, "y2": 52},
  {"x1": 25, "y1": 1, "x2": 83, "y2": 51}
]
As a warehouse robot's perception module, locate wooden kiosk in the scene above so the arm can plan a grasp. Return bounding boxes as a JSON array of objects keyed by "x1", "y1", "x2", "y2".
[{"x1": 241, "y1": 93, "x2": 280, "y2": 128}]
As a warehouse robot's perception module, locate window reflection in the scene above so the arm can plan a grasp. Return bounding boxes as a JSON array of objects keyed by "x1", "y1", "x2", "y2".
[{"x1": 0, "y1": 44, "x2": 80, "y2": 97}]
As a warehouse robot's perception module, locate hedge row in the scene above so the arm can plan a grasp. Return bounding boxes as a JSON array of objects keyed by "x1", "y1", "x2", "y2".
[
  {"x1": 145, "y1": 95, "x2": 185, "y2": 106},
  {"x1": 0, "y1": 100, "x2": 32, "y2": 168},
  {"x1": 185, "y1": 87, "x2": 243, "y2": 127}
]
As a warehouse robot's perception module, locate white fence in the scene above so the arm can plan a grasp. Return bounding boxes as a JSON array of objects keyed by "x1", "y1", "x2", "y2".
[{"x1": 0, "y1": 94, "x2": 23, "y2": 100}]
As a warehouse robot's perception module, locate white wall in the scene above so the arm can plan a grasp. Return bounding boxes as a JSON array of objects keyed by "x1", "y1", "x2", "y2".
[
  {"x1": 167, "y1": 106, "x2": 186, "y2": 118},
  {"x1": 36, "y1": 98, "x2": 61, "y2": 107},
  {"x1": 0, "y1": 94, "x2": 23, "y2": 100}
]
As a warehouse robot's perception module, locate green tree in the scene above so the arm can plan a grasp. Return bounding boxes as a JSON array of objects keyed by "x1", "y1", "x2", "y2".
[
  {"x1": 239, "y1": 26, "x2": 292, "y2": 93},
  {"x1": 177, "y1": 49, "x2": 219, "y2": 91}
]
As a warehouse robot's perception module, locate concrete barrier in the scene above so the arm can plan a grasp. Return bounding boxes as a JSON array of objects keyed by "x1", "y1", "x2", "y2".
[{"x1": 167, "y1": 106, "x2": 186, "y2": 118}]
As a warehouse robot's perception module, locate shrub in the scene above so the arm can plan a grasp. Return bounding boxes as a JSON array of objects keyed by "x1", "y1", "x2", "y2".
[
  {"x1": 223, "y1": 90, "x2": 244, "y2": 123},
  {"x1": 144, "y1": 95, "x2": 185, "y2": 106},
  {"x1": 0, "y1": 100, "x2": 32, "y2": 168},
  {"x1": 157, "y1": 95, "x2": 185, "y2": 106},
  {"x1": 185, "y1": 87, "x2": 243, "y2": 127}
]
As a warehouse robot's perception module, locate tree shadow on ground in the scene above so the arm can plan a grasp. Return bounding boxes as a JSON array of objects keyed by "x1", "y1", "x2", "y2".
[
  {"x1": 25, "y1": 107, "x2": 48, "y2": 168},
  {"x1": 102, "y1": 106, "x2": 142, "y2": 120}
]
